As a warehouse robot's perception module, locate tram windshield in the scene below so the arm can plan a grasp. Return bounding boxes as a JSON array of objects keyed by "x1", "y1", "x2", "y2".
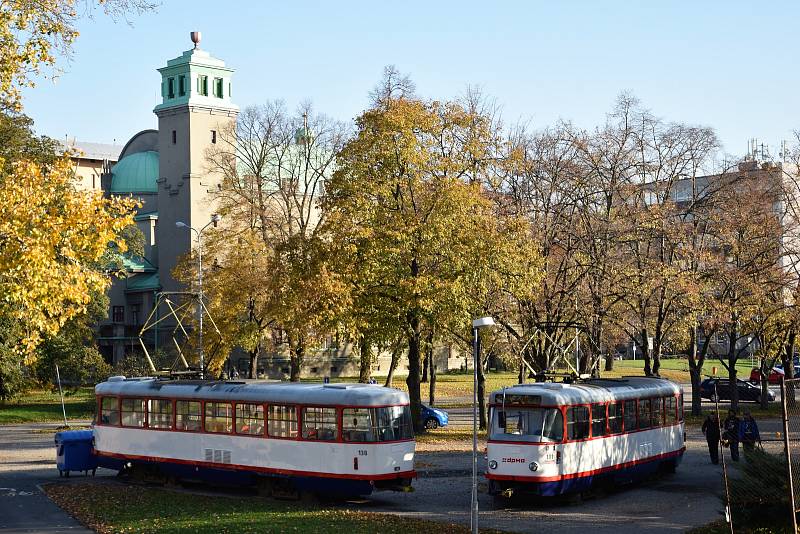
[
  {"x1": 342, "y1": 405, "x2": 413, "y2": 442},
  {"x1": 490, "y1": 407, "x2": 563, "y2": 442}
]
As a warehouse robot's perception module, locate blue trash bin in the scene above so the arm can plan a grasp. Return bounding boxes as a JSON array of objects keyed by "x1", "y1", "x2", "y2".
[{"x1": 54, "y1": 429, "x2": 97, "y2": 477}]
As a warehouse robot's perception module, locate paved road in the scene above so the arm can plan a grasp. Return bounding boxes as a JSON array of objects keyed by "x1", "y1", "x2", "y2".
[
  {"x1": 1, "y1": 420, "x2": 737, "y2": 534},
  {"x1": 0, "y1": 422, "x2": 92, "y2": 533}
]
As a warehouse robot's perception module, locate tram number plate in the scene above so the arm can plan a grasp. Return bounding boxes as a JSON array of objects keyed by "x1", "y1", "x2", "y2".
[
  {"x1": 358, "y1": 450, "x2": 368, "y2": 456},
  {"x1": 543, "y1": 452, "x2": 557, "y2": 464}
]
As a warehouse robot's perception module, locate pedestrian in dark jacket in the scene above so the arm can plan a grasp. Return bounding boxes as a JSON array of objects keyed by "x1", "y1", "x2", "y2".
[
  {"x1": 739, "y1": 411, "x2": 761, "y2": 454},
  {"x1": 702, "y1": 413, "x2": 721, "y2": 464},
  {"x1": 723, "y1": 410, "x2": 740, "y2": 461}
]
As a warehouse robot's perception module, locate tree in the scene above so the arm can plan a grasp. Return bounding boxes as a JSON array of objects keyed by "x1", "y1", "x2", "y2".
[
  {"x1": 0, "y1": 0, "x2": 155, "y2": 112},
  {"x1": 325, "y1": 90, "x2": 540, "y2": 432},
  {"x1": 0, "y1": 157, "x2": 137, "y2": 398}
]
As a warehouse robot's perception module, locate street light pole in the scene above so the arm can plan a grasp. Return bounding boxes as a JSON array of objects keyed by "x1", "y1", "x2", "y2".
[
  {"x1": 176, "y1": 214, "x2": 221, "y2": 379},
  {"x1": 471, "y1": 316, "x2": 495, "y2": 534}
]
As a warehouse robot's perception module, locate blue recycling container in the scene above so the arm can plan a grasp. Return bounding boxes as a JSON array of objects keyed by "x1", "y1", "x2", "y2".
[{"x1": 54, "y1": 429, "x2": 97, "y2": 477}]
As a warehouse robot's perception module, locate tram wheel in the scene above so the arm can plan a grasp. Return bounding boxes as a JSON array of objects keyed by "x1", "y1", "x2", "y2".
[{"x1": 424, "y1": 418, "x2": 439, "y2": 430}]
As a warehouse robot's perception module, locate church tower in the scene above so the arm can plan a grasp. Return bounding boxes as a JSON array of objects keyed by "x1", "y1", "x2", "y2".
[{"x1": 154, "y1": 32, "x2": 238, "y2": 294}]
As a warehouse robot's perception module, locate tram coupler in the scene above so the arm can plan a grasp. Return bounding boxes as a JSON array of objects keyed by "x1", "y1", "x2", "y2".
[{"x1": 501, "y1": 488, "x2": 514, "y2": 498}]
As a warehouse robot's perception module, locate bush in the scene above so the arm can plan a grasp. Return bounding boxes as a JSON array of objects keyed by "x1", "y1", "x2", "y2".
[{"x1": 729, "y1": 448, "x2": 790, "y2": 524}]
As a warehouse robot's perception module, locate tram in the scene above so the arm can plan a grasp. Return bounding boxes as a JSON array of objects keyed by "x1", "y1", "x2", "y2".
[
  {"x1": 93, "y1": 376, "x2": 415, "y2": 496},
  {"x1": 486, "y1": 377, "x2": 684, "y2": 497}
]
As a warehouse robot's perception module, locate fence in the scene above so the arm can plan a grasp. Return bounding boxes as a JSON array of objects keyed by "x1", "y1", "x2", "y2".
[{"x1": 782, "y1": 377, "x2": 800, "y2": 532}]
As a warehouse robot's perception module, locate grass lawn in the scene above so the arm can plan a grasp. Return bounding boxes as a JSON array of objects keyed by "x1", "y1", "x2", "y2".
[
  {"x1": 43, "y1": 481, "x2": 485, "y2": 534},
  {"x1": 0, "y1": 387, "x2": 95, "y2": 425}
]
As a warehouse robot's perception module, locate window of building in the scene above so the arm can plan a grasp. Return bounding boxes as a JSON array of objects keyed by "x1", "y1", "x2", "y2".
[
  {"x1": 211, "y1": 130, "x2": 217, "y2": 144},
  {"x1": 130, "y1": 304, "x2": 140, "y2": 326},
  {"x1": 638, "y1": 398, "x2": 652, "y2": 429},
  {"x1": 121, "y1": 398, "x2": 146, "y2": 427},
  {"x1": 330, "y1": 366, "x2": 338, "y2": 373},
  {"x1": 268, "y1": 405, "x2": 297, "y2": 438},
  {"x1": 608, "y1": 401, "x2": 623, "y2": 434},
  {"x1": 566, "y1": 406, "x2": 590, "y2": 440},
  {"x1": 198, "y1": 75, "x2": 208, "y2": 96},
  {"x1": 651, "y1": 397, "x2": 663, "y2": 427},
  {"x1": 112, "y1": 306, "x2": 124, "y2": 323},
  {"x1": 302, "y1": 407, "x2": 337, "y2": 441},
  {"x1": 716, "y1": 331, "x2": 727, "y2": 345},
  {"x1": 623, "y1": 399, "x2": 637, "y2": 431},
  {"x1": 176, "y1": 400, "x2": 201, "y2": 431},
  {"x1": 149, "y1": 399, "x2": 172, "y2": 429},
  {"x1": 171, "y1": 130, "x2": 177, "y2": 145},
  {"x1": 100, "y1": 397, "x2": 119, "y2": 425},
  {"x1": 228, "y1": 82, "x2": 231, "y2": 97},
  {"x1": 236, "y1": 403, "x2": 264, "y2": 435},
  {"x1": 665, "y1": 396, "x2": 677, "y2": 425},
  {"x1": 374, "y1": 405, "x2": 414, "y2": 441},
  {"x1": 167, "y1": 77, "x2": 175, "y2": 99},
  {"x1": 214, "y1": 77, "x2": 223, "y2": 98},
  {"x1": 205, "y1": 402, "x2": 233, "y2": 433},
  {"x1": 178, "y1": 75, "x2": 186, "y2": 97},
  {"x1": 591, "y1": 404, "x2": 607, "y2": 437},
  {"x1": 343, "y1": 408, "x2": 375, "y2": 442}
]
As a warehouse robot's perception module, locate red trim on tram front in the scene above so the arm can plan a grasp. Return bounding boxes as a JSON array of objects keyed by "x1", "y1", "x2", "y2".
[
  {"x1": 95, "y1": 449, "x2": 416, "y2": 481},
  {"x1": 485, "y1": 447, "x2": 685, "y2": 483}
]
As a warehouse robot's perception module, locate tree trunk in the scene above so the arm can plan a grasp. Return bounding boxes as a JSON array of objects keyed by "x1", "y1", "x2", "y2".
[
  {"x1": 652, "y1": 340, "x2": 662, "y2": 378},
  {"x1": 406, "y1": 313, "x2": 423, "y2": 433},
  {"x1": 429, "y1": 352, "x2": 437, "y2": 406},
  {"x1": 289, "y1": 337, "x2": 304, "y2": 382},
  {"x1": 384, "y1": 342, "x2": 402, "y2": 388},
  {"x1": 248, "y1": 346, "x2": 259, "y2": 379},
  {"x1": 687, "y1": 326, "x2": 704, "y2": 416},
  {"x1": 477, "y1": 336, "x2": 487, "y2": 430},
  {"x1": 421, "y1": 350, "x2": 429, "y2": 383},
  {"x1": 358, "y1": 334, "x2": 371, "y2": 383},
  {"x1": 759, "y1": 355, "x2": 770, "y2": 409},
  {"x1": 641, "y1": 328, "x2": 652, "y2": 376},
  {"x1": 728, "y1": 327, "x2": 739, "y2": 413},
  {"x1": 518, "y1": 360, "x2": 525, "y2": 384}
]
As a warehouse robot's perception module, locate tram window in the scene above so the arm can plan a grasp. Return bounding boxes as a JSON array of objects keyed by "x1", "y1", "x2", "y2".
[
  {"x1": 623, "y1": 399, "x2": 637, "y2": 431},
  {"x1": 100, "y1": 397, "x2": 119, "y2": 425},
  {"x1": 302, "y1": 407, "x2": 338, "y2": 441},
  {"x1": 375, "y1": 406, "x2": 414, "y2": 441},
  {"x1": 665, "y1": 396, "x2": 677, "y2": 424},
  {"x1": 591, "y1": 404, "x2": 607, "y2": 437},
  {"x1": 149, "y1": 399, "x2": 173, "y2": 429},
  {"x1": 343, "y1": 408, "x2": 375, "y2": 442},
  {"x1": 491, "y1": 408, "x2": 563, "y2": 442},
  {"x1": 176, "y1": 400, "x2": 202, "y2": 431},
  {"x1": 268, "y1": 405, "x2": 298, "y2": 438},
  {"x1": 608, "y1": 401, "x2": 623, "y2": 434},
  {"x1": 120, "y1": 398, "x2": 146, "y2": 427},
  {"x1": 678, "y1": 393, "x2": 684, "y2": 421},
  {"x1": 205, "y1": 402, "x2": 233, "y2": 433},
  {"x1": 638, "y1": 399, "x2": 652, "y2": 429},
  {"x1": 566, "y1": 406, "x2": 590, "y2": 440},
  {"x1": 651, "y1": 397, "x2": 664, "y2": 427},
  {"x1": 236, "y1": 403, "x2": 265, "y2": 435}
]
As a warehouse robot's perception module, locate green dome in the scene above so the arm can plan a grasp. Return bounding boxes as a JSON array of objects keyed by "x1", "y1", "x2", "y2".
[{"x1": 110, "y1": 151, "x2": 159, "y2": 194}]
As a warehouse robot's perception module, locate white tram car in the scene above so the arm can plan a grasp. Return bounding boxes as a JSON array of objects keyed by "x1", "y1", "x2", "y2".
[
  {"x1": 486, "y1": 377, "x2": 684, "y2": 497},
  {"x1": 93, "y1": 377, "x2": 415, "y2": 495}
]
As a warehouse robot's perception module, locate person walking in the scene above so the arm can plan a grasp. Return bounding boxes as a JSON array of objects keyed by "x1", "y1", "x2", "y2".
[
  {"x1": 723, "y1": 409, "x2": 741, "y2": 462},
  {"x1": 702, "y1": 413, "x2": 721, "y2": 464},
  {"x1": 739, "y1": 411, "x2": 761, "y2": 454}
]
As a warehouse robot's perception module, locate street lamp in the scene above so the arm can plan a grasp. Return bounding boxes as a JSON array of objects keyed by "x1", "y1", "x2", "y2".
[
  {"x1": 471, "y1": 315, "x2": 495, "y2": 534},
  {"x1": 176, "y1": 213, "x2": 221, "y2": 378}
]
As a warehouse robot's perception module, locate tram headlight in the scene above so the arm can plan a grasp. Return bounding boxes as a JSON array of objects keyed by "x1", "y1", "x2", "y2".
[
  {"x1": 528, "y1": 461, "x2": 539, "y2": 472},
  {"x1": 488, "y1": 460, "x2": 498, "y2": 470}
]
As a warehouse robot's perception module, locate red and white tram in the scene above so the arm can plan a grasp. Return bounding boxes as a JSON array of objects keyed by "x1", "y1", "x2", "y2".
[
  {"x1": 486, "y1": 377, "x2": 684, "y2": 497},
  {"x1": 93, "y1": 376, "x2": 415, "y2": 495}
]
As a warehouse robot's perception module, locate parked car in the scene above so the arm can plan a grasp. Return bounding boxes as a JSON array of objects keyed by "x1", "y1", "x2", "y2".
[
  {"x1": 700, "y1": 377, "x2": 775, "y2": 403},
  {"x1": 420, "y1": 404, "x2": 449, "y2": 429},
  {"x1": 749, "y1": 363, "x2": 800, "y2": 384}
]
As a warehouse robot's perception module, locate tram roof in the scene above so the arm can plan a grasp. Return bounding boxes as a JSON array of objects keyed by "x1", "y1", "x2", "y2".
[
  {"x1": 95, "y1": 377, "x2": 409, "y2": 406},
  {"x1": 489, "y1": 377, "x2": 681, "y2": 405}
]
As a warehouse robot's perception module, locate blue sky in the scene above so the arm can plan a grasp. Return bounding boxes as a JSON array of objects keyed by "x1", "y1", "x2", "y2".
[{"x1": 23, "y1": 1, "x2": 798, "y2": 156}]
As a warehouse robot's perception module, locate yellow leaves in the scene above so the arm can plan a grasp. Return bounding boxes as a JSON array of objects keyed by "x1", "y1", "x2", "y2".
[{"x1": 0, "y1": 156, "x2": 137, "y2": 356}]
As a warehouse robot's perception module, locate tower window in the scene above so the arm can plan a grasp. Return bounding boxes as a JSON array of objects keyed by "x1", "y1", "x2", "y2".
[
  {"x1": 172, "y1": 130, "x2": 176, "y2": 144},
  {"x1": 198, "y1": 75, "x2": 208, "y2": 96},
  {"x1": 214, "y1": 77, "x2": 223, "y2": 98},
  {"x1": 178, "y1": 75, "x2": 186, "y2": 97},
  {"x1": 228, "y1": 82, "x2": 231, "y2": 98},
  {"x1": 211, "y1": 130, "x2": 217, "y2": 144},
  {"x1": 167, "y1": 77, "x2": 175, "y2": 99}
]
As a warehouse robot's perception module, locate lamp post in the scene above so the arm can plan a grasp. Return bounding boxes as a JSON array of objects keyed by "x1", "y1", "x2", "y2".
[
  {"x1": 176, "y1": 214, "x2": 221, "y2": 378},
  {"x1": 471, "y1": 315, "x2": 495, "y2": 534}
]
